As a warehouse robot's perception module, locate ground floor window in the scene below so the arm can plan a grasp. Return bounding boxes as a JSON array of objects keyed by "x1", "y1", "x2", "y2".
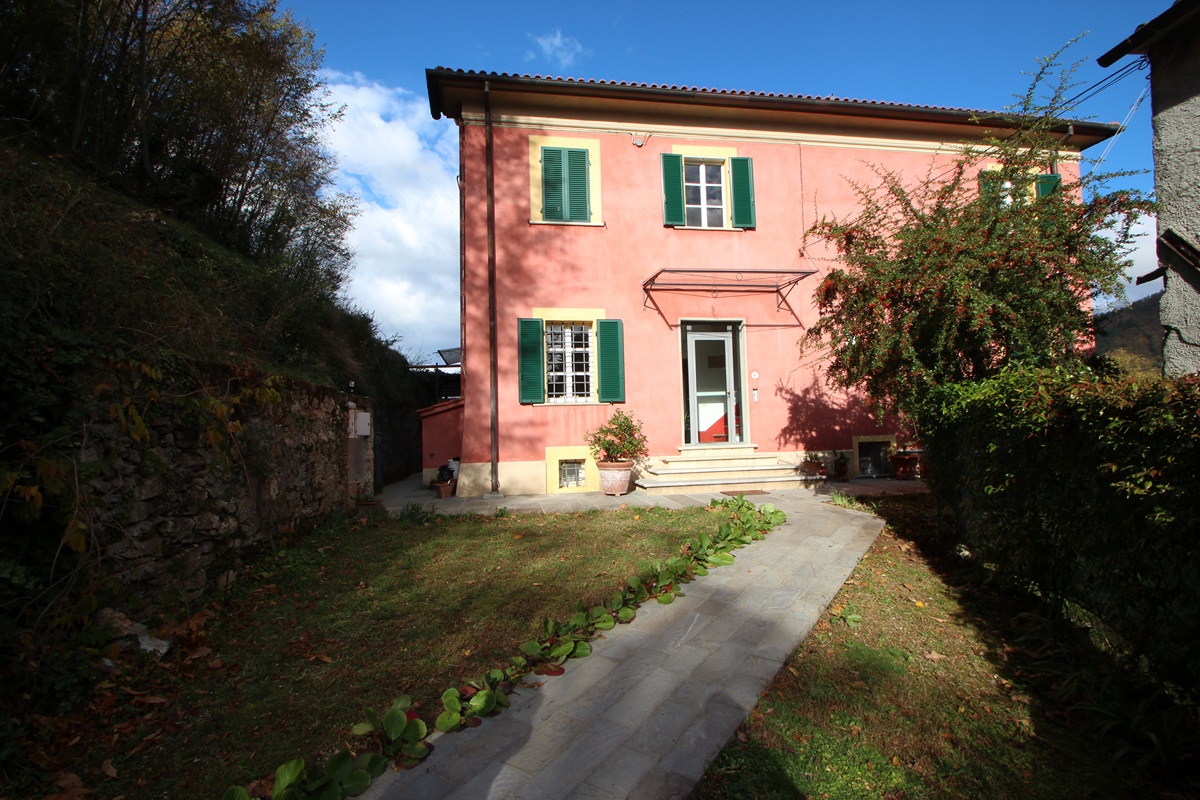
[
  {"x1": 518, "y1": 317, "x2": 625, "y2": 405},
  {"x1": 558, "y1": 459, "x2": 586, "y2": 488},
  {"x1": 545, "y1": 323, "x2": 592, "y2": 402}
]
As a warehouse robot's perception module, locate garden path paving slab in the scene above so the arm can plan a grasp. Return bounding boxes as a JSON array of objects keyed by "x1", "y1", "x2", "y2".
[{"x1": 361, "y1": 486, "x2": 903, "y2": 799}]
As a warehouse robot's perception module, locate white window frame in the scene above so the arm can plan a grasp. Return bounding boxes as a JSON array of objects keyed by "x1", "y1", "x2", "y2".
[
  {"x1": 684, "y1": 159, "x2": 728, "y2": 229},
  {"x1": 544, "y1": 322, "x2": 593, "y2": 403}
]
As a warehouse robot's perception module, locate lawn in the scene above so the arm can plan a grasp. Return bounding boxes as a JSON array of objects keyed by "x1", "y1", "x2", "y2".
[
  {"x1": 26, "y1": 503, "x2": 720, "y2": 799},
  {"x1": 19, "y1": 493, "x2": 1197, "y2": 800},
  {"x1": 696, "y1": 493, "x2": 1197, "y2": 800}
]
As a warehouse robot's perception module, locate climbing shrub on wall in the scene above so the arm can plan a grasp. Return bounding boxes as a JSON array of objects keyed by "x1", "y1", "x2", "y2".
[{"x1": 922, "y1": 365, "x2": 1200, "y2": 696}]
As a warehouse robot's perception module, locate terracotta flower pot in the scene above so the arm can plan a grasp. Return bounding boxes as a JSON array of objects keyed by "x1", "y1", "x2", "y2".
[
  {"x1": 597, "y1": 460, "x2": 634, "y2": 496},
  {"x1": 889, "y1": 453, "x2": 920, "y2": 480}
]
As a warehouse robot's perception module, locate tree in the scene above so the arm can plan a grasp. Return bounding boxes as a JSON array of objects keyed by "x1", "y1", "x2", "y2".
[
  {"x1": 0, "y1": 0, "x2": 354, "y2": 299},
  {"x1": 801, "y1": 49, "x2": 1153, "y2": 420}
]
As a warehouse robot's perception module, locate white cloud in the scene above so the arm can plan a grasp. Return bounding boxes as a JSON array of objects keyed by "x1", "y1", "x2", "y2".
[
  {"x1": 526, "y1": 30, "x2": 586, "y2": 70},
  {"x1": 321, "y1": 71, "x2": 460, "y2": 363}
]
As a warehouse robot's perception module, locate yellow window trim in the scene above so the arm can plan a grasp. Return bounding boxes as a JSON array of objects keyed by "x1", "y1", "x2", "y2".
[
  {"x1": 980, "y1": 163, "x2": 1048, "y2": 204},
  {"x1": 528, "y1": 135, "x2": 603, "y2": 224},
  {"x1": 545, "y1": 445, "x2": 598, "y2": 494}
]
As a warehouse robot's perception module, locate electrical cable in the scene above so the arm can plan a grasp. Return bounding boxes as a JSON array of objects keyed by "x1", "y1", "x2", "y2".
[{"x1": 1093, "y1": 79, "x2": 1150, "y2": 171}]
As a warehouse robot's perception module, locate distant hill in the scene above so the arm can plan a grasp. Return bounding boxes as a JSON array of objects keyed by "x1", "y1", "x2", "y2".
[{"x1": 1095, "y1": 292, "x2": 1164, "y2": 374}]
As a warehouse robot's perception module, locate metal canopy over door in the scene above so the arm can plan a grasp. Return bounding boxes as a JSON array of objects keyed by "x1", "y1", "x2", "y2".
[{"x1": 683, "y1": 322, "x2": 743, "y2": 445}]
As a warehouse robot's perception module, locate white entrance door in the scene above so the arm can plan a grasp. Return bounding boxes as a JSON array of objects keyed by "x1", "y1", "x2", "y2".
[{"x1": 685, "y1": 325, "x2": 740, "y2": 445}]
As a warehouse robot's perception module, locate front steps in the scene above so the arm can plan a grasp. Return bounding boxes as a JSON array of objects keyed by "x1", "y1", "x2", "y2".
[{"x1": 634, "y1": 446, "x2": 824, "y2": 495}]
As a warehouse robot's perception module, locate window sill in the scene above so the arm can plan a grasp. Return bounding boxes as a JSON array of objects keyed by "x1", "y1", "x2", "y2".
[
  {"x1": 668, "y1": 225, "x2": 752, "y2": 232},
  {"x1": 534, "y1": 400, "x2": 610, "y2": 407},
  {"x1": 528, "y1": 219, "x2": 605, "y2": 227}
]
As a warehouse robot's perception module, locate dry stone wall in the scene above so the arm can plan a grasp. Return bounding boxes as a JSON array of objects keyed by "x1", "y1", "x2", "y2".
[{"x1": 84, "y1": 372, "x2": 372, "y2": 610}]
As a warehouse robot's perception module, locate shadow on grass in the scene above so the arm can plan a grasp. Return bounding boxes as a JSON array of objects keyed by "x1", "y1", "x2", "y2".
[{"x1": 869, "y1": 493, "x2": 1200, "y2": 794}]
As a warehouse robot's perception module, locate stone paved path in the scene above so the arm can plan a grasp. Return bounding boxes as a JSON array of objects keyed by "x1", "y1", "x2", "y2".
[{"x1": 362, "y1": 480, "x2": 920, "y2": 800}]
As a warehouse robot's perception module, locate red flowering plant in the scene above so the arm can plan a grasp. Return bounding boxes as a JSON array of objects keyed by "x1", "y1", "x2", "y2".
[{"x1": 800, "y1": 44, "x2": 1152, "y2": 423}]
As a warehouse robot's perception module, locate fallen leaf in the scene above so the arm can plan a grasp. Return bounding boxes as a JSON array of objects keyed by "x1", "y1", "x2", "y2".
[
  {"x1": 736, "y1": 729, "x2": 749, "y2": 742},
  {"x1": 134, "y1": 696, "x2": 168, "y2": 705},
  {"x1": 924, "y1": 651, "x2": 947, "y2": 662},
  {"x1": 850, "y1": 680, "x2": 867, "y2": 689},
  {"x1": 913, "y1": 600, "x2": 926, "y2": 608},
  {"x1": 892, "y1": 756, "x2": 903, "y2": 767},
  {"x1": 54, "y1": 772, "x2": 85, "y2": 788},
  {"x1": 101, "y1": 759, "x2": 117, "y2": 778},
  {"x1": 186, "y1": 646, "x2": 213, "y2": 662}
]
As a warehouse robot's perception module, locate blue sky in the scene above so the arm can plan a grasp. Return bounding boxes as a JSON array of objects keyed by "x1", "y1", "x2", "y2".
[{"x1": 282, "y1": 0, "x2": 1166, "y2": 361}]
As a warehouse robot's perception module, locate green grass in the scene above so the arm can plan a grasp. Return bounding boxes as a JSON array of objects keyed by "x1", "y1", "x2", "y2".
[
  {"x1": 696, "y1": 494, "x2": 1195, "y2": 800},
  {"x1": 69, "y1": 504, "x2": 719, "y2": 799}
]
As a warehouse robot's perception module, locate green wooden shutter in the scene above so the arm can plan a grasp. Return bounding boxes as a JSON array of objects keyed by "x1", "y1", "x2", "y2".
[
  {"x1": 979, "y1": 170, "x2": 1002, "y2": 203},
  {"x1": 730, "y1": 157, "x2": 756, "y2": 229},
  {"x1": 565, "y1": 148, "x2": 590, "y2": 222},
  {"x1": 542, "y1": 147, "x2": 589, "y2": 222},
  {"x1": 595, "y1": 319, "x2": 625, "y2": 403},
  {"x1": 1036, "y1": 173, "x2": 1062, "y2": 199},
  {"x1": 661, "y1": 153, "x2": 685, "y2": 226},
  {"x1": 542, "y1": 148, "x2": 565, "y2": 221},
  {"x1": 518, "y1": 318, "x2": 545, "y2": 404}
]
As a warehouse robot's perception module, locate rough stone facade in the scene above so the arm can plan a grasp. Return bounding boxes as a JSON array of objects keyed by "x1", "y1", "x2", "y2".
[
  {"x1": 1153, "y1": 19, "x2": 1200, "y2": 376},
  {"x1": 84, "y1": 372, "x2": 372, "y2": 610}
]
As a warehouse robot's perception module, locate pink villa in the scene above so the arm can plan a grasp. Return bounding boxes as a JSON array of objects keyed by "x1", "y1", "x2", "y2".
[{"x1": 420, "y1": 68, "x2": 1115, "y2": 497}]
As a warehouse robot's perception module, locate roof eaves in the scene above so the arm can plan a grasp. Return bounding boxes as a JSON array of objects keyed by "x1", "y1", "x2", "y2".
[
  {"x1": 1098, "y1": 0, "x2": 1200, "y2": 67},
  {"x1": 425, "y1": 68, "x2": 1118, "y2": 143}
]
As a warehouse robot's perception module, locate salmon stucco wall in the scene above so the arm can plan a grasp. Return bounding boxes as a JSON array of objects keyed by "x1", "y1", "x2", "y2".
[{"x1": 448, "y1": 95, "x2": 1085, "y2": 496}]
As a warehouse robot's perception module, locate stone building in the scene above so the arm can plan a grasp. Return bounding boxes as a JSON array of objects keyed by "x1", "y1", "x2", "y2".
[{"x1": 1100, "y1": 0, "x2": 1200, "y2": 375}]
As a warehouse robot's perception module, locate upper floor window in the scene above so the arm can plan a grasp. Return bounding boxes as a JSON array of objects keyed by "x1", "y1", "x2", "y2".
[
  {"x1": 662, "y1": 153, "x2": 755, "y2": 230},
  {"x1": 542, "y1": 147, "x2": 590, "y2": 222},
  {"x1": 978, "y1": 169, "x2": 1062, "y2": 206},
  {"x1": 528, "y1": 136, "x2": 602, "y2": 225}
]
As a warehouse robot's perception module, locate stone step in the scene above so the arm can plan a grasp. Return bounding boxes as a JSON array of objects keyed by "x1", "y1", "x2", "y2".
[
  {"x1": 656, "y1": 452, "x2": 784, "y2": 471},
  {"x1": 634, "y1": 473, "x2": 825, "y2": 496},
  {"x1": 642, "y1": 463, "x2": 801, "y2": 482}
]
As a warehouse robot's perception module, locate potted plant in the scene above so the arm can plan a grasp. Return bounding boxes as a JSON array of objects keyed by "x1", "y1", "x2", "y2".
[
  {"x1": 800, "y1": 451, "x2": 823, "y2": 476},
  {"x1": 887, "y1": 443, "x2": 921, "y2": 480},
  {"x1": 431, "y1": 464, "x2": 456, "y2": 498},
  {"x1": 584, "y1": 409, "x2": 649, "y2": 496},
  {"x1": 833, "y1": 452, "x2": 850, "y2": 481},
  {"x1": 354, "y1": 484, "x2": 381, "y2": 518}
]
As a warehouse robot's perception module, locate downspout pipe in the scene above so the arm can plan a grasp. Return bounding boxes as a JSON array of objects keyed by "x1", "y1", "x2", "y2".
[{"x1": 485, "y1": 81, "x2": 501, "y2": 495}]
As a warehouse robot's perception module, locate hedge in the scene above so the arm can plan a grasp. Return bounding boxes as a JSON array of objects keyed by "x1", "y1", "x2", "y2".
[{"x1": 921, "y1": 365, "x2": 1200, "y2": 696}]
